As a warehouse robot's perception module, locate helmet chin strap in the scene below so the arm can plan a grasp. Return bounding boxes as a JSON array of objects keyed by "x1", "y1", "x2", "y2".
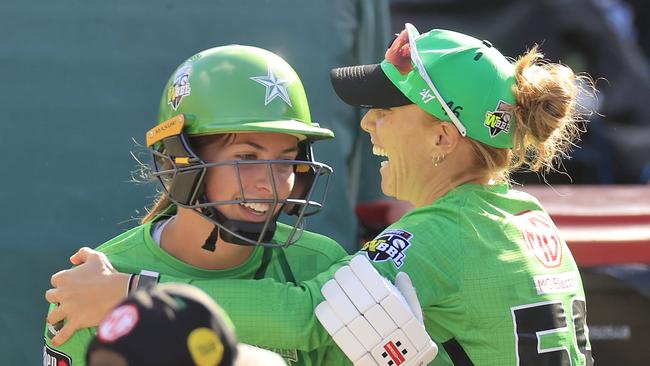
[
  {"x1": 201, "y1": 224, "x2": 220, "y2": 252},
  {"x1": 197, "y1": 195, "x2": 279, "y2": 251}
]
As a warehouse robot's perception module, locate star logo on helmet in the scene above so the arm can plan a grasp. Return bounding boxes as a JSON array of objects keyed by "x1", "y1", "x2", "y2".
[{"x1": 250, "y1": 66, "x2": 293, "y2": 107}]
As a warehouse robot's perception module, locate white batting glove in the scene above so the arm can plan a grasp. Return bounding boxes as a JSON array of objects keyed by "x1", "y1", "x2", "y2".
[{"x1": 315, "y1": 255, "x2": 437, "y2": 366}]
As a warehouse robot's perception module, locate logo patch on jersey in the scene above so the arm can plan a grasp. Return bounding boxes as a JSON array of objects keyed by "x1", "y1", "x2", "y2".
[
  {"x1": 484, "y1": 100, "x2": 513, "y2": 137},
  {"x1": 534, "y1": 271, "x2": 579, "y2": 295},
  {"x1": 361, "y1": 229, "x2": 413, "y2": 268},
  {"x1": 167, "y1": 65, "x2": 192, "y2": 110},
  {"x1": 43, "y1": 344, "x2": 72, "y2": 366},
  {"x1": 514, "y1": 210, "x2": 563, "y2": 268}
]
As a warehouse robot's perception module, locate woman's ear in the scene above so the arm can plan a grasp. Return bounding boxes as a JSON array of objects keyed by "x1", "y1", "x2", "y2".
[{"x1": 435, "y1": 122, "x2": 462, "y2": 154}]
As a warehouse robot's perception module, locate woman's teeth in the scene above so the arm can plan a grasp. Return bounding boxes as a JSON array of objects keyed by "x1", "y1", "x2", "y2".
[
  {"x1": 374, "y1": 146, "x2": 389, "y2": 169},
  {"x1": 240, "y1": 202, "x2": 270, "y2": 213},
  {"x1": 373, "y1": 146, "x2": 388, "y2": 157}
]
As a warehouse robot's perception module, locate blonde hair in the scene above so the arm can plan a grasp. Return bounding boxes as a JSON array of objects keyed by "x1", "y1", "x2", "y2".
[
  {"x1": 469, "y1": 45, "x2": 592, "y2": 182},
  {"x1": 141, "y1": 133, "x2": 235, "y2": 224}
]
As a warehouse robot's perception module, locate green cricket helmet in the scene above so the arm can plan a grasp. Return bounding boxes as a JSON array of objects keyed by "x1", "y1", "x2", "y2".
[{"x1": 147, "y1": 45, "x2": 334, "y2": 248}]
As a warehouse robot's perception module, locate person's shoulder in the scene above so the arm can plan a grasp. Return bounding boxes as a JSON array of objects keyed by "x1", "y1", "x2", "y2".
[
  {"x1": 276, "y1": 222, "x2": 348, "y2": 258},
  {"x1": 95, "y1": 222, "x2": 151, "y2": 257},
  {"x1": 440, "y1": 183, "x2": 546, "y2": 213},
  {"x1": 379, "y1": 206, "x2": 460, "y2": 257},
  {"x1": 398, "y1": 198, "x2": 459, "y2": 232},
  {"x1": 505, "y1": 186, "x2": 545, "y2": 206}
]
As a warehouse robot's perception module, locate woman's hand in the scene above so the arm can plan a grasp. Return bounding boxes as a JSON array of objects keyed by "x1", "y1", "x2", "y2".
[{"x1": 45, "y1": 247, "x2": 131, "y2": 346}]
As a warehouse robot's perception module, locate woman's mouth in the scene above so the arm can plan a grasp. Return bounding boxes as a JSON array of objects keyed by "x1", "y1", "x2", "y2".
[
  {"x1": 239, "y1": 201, "x2": 271, "y2": 215},
  {"x1": 373, "y1": 145, "x2": 390, "y2": 168}
]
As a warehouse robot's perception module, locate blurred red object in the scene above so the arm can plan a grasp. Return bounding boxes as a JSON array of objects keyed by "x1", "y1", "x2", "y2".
[
  {"x1": 522, "y1": 185, "x2": 650, "y2": 267},
  {"x1": 356, "y1": 186, "x2": 650, "y2": 266}
]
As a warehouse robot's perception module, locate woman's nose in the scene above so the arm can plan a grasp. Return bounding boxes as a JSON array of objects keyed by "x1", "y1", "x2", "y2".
[
  {"x1": 252, "y1": 165, "x2": 274, "y2": 193},
  {"x1": 252, "y1": 163, "x2": 293, "y2": 195},
  {"x1": 360, "y1": 109, "x2": 378, "y2": 133}
]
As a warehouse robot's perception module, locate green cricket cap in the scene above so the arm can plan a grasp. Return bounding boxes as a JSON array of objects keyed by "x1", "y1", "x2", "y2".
[{"x1": 330, "y1": 24, "x2": 517, "y2": 148}]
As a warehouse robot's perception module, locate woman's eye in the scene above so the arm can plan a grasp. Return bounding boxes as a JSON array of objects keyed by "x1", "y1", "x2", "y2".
[
  {"x1": 275, "y1": 163, "x2": 294, "y2": 175},
  {"x1": 378, "y1": 108, "x2": 391, "y2": 117},
  {"x1": 237, "y1": 153, "x2": 257, "y2": 160}
]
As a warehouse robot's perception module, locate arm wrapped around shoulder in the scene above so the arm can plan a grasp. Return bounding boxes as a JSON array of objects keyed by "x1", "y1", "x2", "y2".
[{"x1": 315, "y1": 255, "x2": 437, "y2": 366}]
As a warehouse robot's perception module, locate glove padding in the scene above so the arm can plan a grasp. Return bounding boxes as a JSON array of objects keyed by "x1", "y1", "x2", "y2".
[{"x1": 315, "y1": 255, "x2": 437, "y2": 366}]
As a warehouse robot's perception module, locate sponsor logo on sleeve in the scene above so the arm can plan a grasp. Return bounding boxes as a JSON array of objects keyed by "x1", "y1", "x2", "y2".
[
  {"x1": 43, "y1": 344, "x2": 72, "y2": 366},
  {"x1": 361, "y1": 229, "x2": 413, "y2": 268}
]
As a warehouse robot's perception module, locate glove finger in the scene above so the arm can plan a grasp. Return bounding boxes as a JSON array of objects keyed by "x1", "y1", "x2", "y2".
[{"x1": 395, "y1": 272, "x2": 423, "y2": 323}]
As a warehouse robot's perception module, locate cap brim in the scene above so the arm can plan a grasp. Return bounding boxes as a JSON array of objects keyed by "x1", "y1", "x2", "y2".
[
  {"x1": 330, "y1": 64, "x2": 412, "y2": 109},
  {"x1": 235, "y1": 344, "x2": 288, "y2": 366}
]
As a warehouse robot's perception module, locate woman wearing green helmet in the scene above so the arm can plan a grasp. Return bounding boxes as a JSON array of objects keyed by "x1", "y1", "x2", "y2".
[
  {"x1": 43, "y1": 45, "x2": 352, "y2": 366},
  {"x1": 47, "y1": 24, "x2": 595, "y2": 366}
]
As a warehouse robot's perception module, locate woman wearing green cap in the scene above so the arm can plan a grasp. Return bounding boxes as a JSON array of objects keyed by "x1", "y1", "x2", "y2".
[{"x1": 47, "y1": 25, "x2": 593, "y2": 366}]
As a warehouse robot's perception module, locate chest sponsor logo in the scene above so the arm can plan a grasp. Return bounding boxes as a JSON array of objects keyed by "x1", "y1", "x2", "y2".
[
  {"x1": 514, "y1": 210, "x2": 563, "y2": 268},
  {"x1": 361, "y1": 229, "x2": 413, "y2": 268},
  {"x1": 534, "y1": 271, "x2": 579, "y2": 295},
  {"x1": 43, "y1": 344, "x2": 72, "y2": 366}
]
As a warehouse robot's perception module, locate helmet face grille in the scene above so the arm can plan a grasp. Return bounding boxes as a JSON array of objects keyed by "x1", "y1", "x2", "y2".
[{"x1": 150, "y1": 135, "x2": 332, "y2": 248}]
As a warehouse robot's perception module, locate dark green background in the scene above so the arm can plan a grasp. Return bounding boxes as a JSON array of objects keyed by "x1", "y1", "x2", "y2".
[{"x1": 0, "y1": 0, "x2": 389, "y2": 363}]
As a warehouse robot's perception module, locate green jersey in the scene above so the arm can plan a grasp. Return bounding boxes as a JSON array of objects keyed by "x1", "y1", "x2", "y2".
[
  {"x1": 43, "y1": 219, "x2": 351, "y2": 366},
  {"x1": 167, "y1": 184, "x2": 592, "y2": 365}
]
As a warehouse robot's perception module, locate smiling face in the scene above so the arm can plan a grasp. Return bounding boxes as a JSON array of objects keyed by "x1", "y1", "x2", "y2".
[
  {"x1": 360, "y1": 104, "x2": 440, "y2": 202},
  {"x1": 198, "y1": 132, "x2": 299, "y2": 223}
]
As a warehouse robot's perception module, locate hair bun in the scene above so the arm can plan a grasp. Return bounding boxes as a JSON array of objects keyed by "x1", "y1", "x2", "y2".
[{"x1": 508, "y1": 46, "x2": 591, "y2": 173}]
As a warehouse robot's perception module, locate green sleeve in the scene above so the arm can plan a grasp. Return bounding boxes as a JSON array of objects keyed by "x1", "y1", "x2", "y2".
[
  {"x1": 160, "y1": 260, "x2": 349, "y2": 351},
  {"x1": 44, "y1": 303, "x2": 95, "y2": 366}
]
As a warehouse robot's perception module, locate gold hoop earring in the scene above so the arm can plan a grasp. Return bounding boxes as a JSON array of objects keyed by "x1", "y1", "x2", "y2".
[{"x1": 433, "y1": 154, "x2": 446, "y2": 167}]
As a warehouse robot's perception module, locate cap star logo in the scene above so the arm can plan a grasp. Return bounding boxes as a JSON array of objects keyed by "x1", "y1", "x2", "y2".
[
  {"x1": 250, "y1": 66, "x2": 293, "y2": 107},
  {"x1": 484, "y1": 100, "x2": 513, "y2": 137}
]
